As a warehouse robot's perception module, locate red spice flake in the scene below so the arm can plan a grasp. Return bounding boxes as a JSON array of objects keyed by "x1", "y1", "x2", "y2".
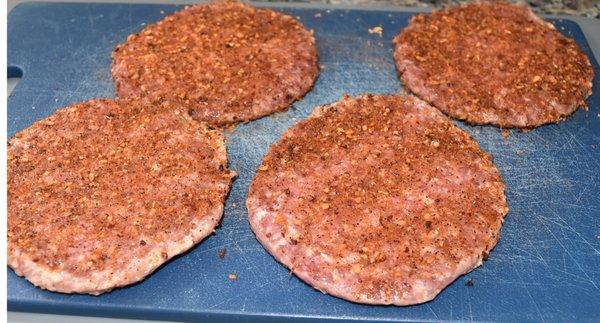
[
  {"x1": 424, "y1": 221, "x2": 432, "y2": 230},
  {"x1": 274, "y1": 214, "x2": 286, "y2": 226}
]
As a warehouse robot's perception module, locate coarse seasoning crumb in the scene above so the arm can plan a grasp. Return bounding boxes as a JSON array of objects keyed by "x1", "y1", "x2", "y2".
[{"x1": 368, "y1": 26, "x2": 383, "y2": 36}]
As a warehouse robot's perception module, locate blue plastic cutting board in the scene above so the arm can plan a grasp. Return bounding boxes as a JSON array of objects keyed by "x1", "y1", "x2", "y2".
[{"x1": 8, "y1": 2, "x2": 600, "y2": 322}]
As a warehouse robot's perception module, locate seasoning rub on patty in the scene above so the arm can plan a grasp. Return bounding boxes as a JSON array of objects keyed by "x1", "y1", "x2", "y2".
[
  {"x1": 8, "y1": 98, "x2": 235, "y2": 295},
  {"x1": 247, "y1": 94, "x2": 509, "y2": 305},
  {"x1": 394, "y1": 1, "x2": 594, "y2": 128},
  {"x1": 112, "y1": 1, "x2": 319, "y2": 126}
]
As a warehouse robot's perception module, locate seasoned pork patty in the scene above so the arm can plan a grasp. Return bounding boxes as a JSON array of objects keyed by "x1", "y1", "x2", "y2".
[
  {"x1": 393, "y1": 1, "x2": 594, "y2": 128},
  {"x1": 112, "y1": 1, "x2": 319, "y2": 126},
  {"x1": 247, "y1": 94, "x2": 508, "y2": 305},
  {"x1": 8, "y1": 98, "x2": 235, "y2": 295}
]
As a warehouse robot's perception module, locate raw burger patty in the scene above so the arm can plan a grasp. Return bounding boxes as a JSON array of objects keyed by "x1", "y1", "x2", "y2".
[
  {"x1": 393, "y1": 1, "x2": 594, "y2": 128},
  {"x1": 8, "y1": 98, "x2": 235, "y2": 295},
  {"x1": 247, "y1": 94, "x2": 509, "y2": 305},
  {"x1": 112, "y1": 1, "x2": 319, "y2": 126}
]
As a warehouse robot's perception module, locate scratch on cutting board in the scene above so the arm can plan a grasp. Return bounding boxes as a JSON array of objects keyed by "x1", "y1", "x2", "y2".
[{"x1": 514, "y1": 264, "x2": 547, "y2": 323}]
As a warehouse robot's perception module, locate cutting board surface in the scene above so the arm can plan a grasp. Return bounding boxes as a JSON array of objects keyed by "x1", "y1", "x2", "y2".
[{"x1": 8, "y1": 2, "x2": 600, "y2": 322}]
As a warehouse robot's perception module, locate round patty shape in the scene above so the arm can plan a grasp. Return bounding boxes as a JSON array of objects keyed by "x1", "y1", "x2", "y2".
[
  {"x1": 8, "y1": 98, "x2": 235, "y2": 295},
  {"x1": 247, "y1": 94, "x2": 509, "y2": 305},
  {"x1": 393, "y1": 1, "x2": 594, "y2": 128},
  {"x1": 112, "y1": 1, "x2": 319, "y2": 126}
]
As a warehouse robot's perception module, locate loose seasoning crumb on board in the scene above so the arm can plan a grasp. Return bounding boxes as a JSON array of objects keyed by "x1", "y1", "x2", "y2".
[
  {"x1": 218, "y1": 248, "x2": 226, "y2": 259},
  {"x1": 314, "y1": 13, "x2": 321, "y2": 18},
  {"x1": 501, "y1": 129, "x2": 510, "y2": 139},
  {"x1": 466, "y1": 279, "x2": 475, "y2": 287},
  {"x1": 368, "y1": 26, "x2": 383, "y2": 37},
  {"x1": 228, "y1": 273, "x2": 237, "y2": 281},
  {"x1": 516, "y1": 149, "x2": 524, "y2": 156}
]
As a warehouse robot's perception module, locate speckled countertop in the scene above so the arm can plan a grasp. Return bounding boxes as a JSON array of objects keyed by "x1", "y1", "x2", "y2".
[
  {"x1": 269, "y1": 0, "x2": 600, "y2": 18},
  {"x1": 7, "y1": 0, "x2": 600, "y2": 17}
]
